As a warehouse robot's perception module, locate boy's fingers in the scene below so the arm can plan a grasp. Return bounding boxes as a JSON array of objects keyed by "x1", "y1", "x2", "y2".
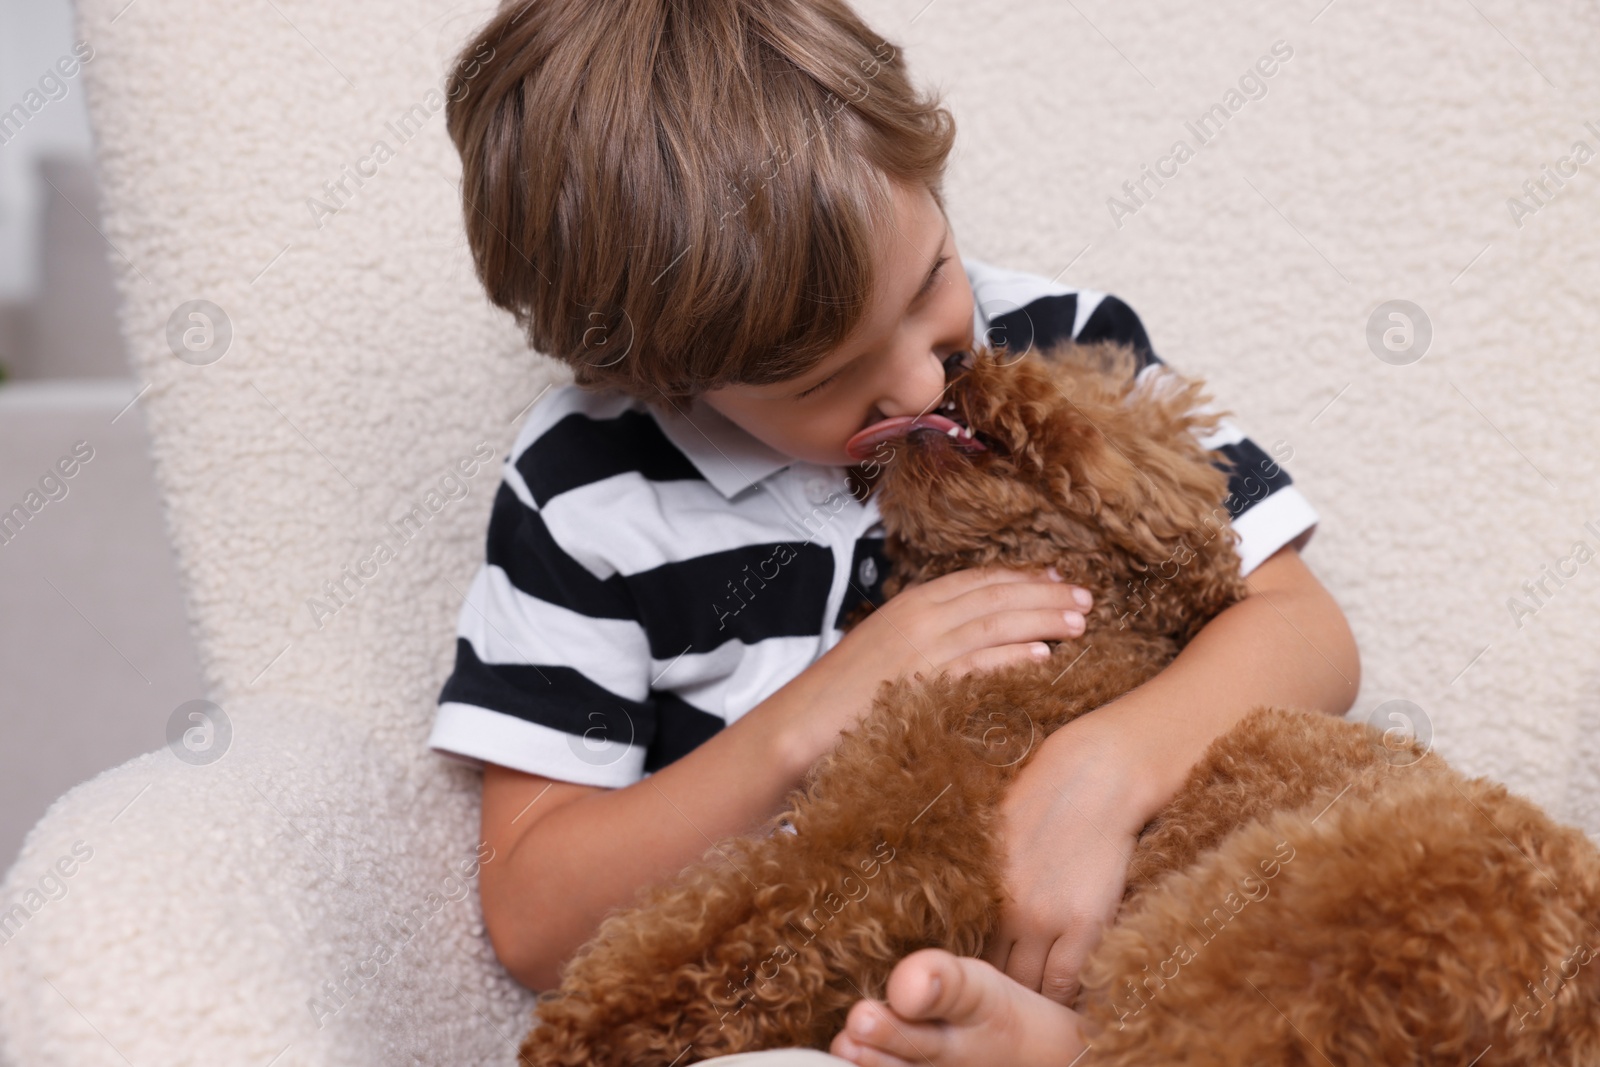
[
  {"x1": 938, "y1": 578, "x2": 1094, "y2": 621},
  {"x1": 922, "y1": 563, "x2": 1074, "y2": 602},
  {"x1": 997, "y1": 568, "x2": 1095, "y2": 611},
  {"x1": 941, "y1": 641, "x2": 1056, "y2": 680},
  {"x1": 949, "y1": 607, "x2": 1086, "y2": 654},
  {"x1": 1039, "y1": 932, "x2": 1095, "y2": 1006}
]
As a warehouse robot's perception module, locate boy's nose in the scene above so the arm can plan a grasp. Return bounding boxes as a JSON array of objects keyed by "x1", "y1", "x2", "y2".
[{"x1": 864, "y1": 348, "x2": 966, "y2": 427}]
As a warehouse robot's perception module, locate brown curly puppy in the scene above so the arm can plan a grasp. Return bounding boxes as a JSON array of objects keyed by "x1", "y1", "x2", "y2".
[
  {"x1": 517, "y1": 340, "x2": 1600, "y2": 1066},
  {"x1": 1077, "y1": 713, "x2": 1600, "y2": 1064}
]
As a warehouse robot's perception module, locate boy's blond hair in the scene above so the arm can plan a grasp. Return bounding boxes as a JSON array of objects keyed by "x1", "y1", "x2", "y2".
[{"x1": 443, "y1": 0, "x2": 957, "y2": 413}]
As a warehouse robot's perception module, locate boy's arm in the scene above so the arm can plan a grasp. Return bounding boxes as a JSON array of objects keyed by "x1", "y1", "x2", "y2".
[
  {"x1": 479, "y1": 667, "x2": 826, "y2": 992},
  {"x1": 980, "y1": 540, "x2": 1359, "y2": 1001},
  {"x1": 1076, "y1": 536, "x2": 1357, "y2": 816},
  {"x1": 482, "y1": 563, "x2": 1099, "y2": 990}
]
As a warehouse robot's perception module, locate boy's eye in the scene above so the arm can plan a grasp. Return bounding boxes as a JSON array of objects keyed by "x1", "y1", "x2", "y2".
[
  {"x1": 792, "y1": 255, "x2": 949, "y2": 401},
  {"x1": 798, "y1": 372, "x2": 837, "y2": 399}
]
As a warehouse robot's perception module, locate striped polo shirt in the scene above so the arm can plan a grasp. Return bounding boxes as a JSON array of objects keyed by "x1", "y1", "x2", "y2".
[{"x1": 426, "y1": 256, "x2": 1319, "y2": 786}]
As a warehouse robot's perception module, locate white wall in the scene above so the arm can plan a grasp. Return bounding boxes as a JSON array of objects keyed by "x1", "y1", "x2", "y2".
[{"x1": 0, "y1": 0, "x2": 95, "y2": 302}]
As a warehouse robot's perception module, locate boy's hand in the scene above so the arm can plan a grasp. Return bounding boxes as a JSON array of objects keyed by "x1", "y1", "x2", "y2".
[
  {"x1": 981, "y1": 716, "x2": 1144, "y2": 1006},
  {"x1": 778, "y1": 565, "x2": 1092, "y2": 768}
]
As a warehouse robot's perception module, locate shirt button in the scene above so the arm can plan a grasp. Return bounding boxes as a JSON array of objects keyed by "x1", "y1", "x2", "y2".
[
  {"x1": 803, "y1": 475, "x2": 837, "y2": 505},
  {"x1": 858, "y1": 557, "x2": 879, "y2": 587}
]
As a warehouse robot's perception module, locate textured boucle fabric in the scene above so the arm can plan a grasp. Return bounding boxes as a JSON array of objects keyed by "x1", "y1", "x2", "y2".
[{"x1": 3, "y1": 0, "x2": 1599, "y2": 1063}]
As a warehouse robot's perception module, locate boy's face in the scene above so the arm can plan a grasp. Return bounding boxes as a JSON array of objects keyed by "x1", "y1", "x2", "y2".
[{"x1": 698, "y1": 180, "x2": 976, "y2": 469}]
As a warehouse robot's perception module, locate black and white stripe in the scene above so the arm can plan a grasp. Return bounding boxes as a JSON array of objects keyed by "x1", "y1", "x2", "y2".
[
  {"x1": 971, "y1": 260, "x2": 1316, "y2": 569},
  {"x1": 428, "y1": 256, "x2": 1318, "y2": 784}
]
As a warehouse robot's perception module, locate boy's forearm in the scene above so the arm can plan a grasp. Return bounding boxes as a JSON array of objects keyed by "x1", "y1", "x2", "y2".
[
  {"x1": 1058, "y1": 545, "x2": 1360, "y2": 823},
  {"x1": 494, "y1": 681, "x2": 817, "y2": 989}
]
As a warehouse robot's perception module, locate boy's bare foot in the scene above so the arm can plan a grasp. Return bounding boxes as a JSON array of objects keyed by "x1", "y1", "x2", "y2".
[{"x1": 828, "y1": 948, "x2": 1089, "y2": 1067}]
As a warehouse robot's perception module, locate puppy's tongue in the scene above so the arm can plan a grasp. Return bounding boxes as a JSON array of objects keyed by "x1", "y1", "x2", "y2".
[{"x1": 845, "y1": 412, "x2": 984, "y2": 462}]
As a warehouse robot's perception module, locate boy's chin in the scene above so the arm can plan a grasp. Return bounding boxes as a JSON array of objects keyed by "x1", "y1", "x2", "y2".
[
  {"x1": 836, "y1": 447, "x2": 883, "y2": 471},
  {"x1": 786, "y1": 442, "x2": 860, "y2": 469}
]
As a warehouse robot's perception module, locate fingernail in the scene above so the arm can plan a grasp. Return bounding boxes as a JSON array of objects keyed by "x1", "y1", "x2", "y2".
[
  {"x1": 1073, "y1": 587, "x2": 1092, "y2": 609},
  {"x1": 1030, "y1": 642, "x2": 1050, "y2": 658},
  {"x1": 1046, "y1": 566, "x2": 1063, "y2": 582},
  {"x1": 928, "y1": 974, "x2": 942, "y2": 1001},
  {"x1": 1063, "y1": 611, "x2": 1084, "y2": 632}
]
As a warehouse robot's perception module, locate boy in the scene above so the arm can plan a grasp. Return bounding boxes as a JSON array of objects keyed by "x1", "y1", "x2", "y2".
[{"x1": 429, "y1": 1, "x2": 1358, "y2": 1063}]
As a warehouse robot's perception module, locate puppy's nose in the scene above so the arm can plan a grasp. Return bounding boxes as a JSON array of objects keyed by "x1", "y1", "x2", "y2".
[{"x1": 943, "y1": 350, "x2": 971, "y2": 378}]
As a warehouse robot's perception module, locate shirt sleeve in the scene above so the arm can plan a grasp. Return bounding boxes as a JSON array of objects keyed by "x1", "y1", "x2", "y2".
[
  {"x1": 427, "y1": 446, "x2": 660, "y2": 787},
  {"x1": 1077, "y1": 293, "x2": 1319, "y2": 575},
  {"x1": 973, "y1": 264, "x2": 1317, "y2": 576}
]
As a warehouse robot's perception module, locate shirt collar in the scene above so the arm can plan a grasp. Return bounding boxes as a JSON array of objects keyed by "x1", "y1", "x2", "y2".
[{"x1": 649, "y1": 393, "x2": 795, "y2": 499}]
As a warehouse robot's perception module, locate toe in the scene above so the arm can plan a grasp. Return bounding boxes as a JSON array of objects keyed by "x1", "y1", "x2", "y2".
[
  {"x1": 841, "y1": 998, "x2": 942, "y2": 1064},
  {"x1": 830, "y1": 1027, "x2": 917, "y2": 1067},
  {"x1": 839, "y1": 949, "x2": 1088, "y2": 1067},
  {"x1": 886, "y1": 947, "x2": 980, "y2": 1022}
]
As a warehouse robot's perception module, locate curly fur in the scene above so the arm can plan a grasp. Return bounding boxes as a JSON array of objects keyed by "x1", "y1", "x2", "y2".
[{"x1": 516, "y1": 340, "x2": 1600, "y2": 1066}]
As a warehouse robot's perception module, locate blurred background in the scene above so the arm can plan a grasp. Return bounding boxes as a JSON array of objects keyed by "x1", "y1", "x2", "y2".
[{"x1": 0, "y1": 0, "x2": 204, "y2": 871}]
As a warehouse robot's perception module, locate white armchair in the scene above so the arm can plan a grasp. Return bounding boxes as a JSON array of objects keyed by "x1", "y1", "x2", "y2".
[{"x1": 5, "y1": 0, "x2": 1599, "y2": 1063}]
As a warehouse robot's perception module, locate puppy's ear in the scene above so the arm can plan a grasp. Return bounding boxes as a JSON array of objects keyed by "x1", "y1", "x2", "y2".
[
  {"x1": 1031, "y1": 343, "x2": 1248, "y2": 640},
  {"x1": 1022, "y1": 342, "x2": 1225, "y2": 511},
  {"x1": 962, "y1": 347, "x2": 1072, "y2": 471}
]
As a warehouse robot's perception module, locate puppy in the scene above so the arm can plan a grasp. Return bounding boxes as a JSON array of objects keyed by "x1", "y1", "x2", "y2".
[{"x1": 517, "y1": 341, "x2": 1600, "y2": 1066}]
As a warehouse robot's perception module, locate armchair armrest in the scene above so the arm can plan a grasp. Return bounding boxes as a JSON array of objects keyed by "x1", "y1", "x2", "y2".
[{"x1": 0, "y1": 693, "x2": 535, "y2": 1066}]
